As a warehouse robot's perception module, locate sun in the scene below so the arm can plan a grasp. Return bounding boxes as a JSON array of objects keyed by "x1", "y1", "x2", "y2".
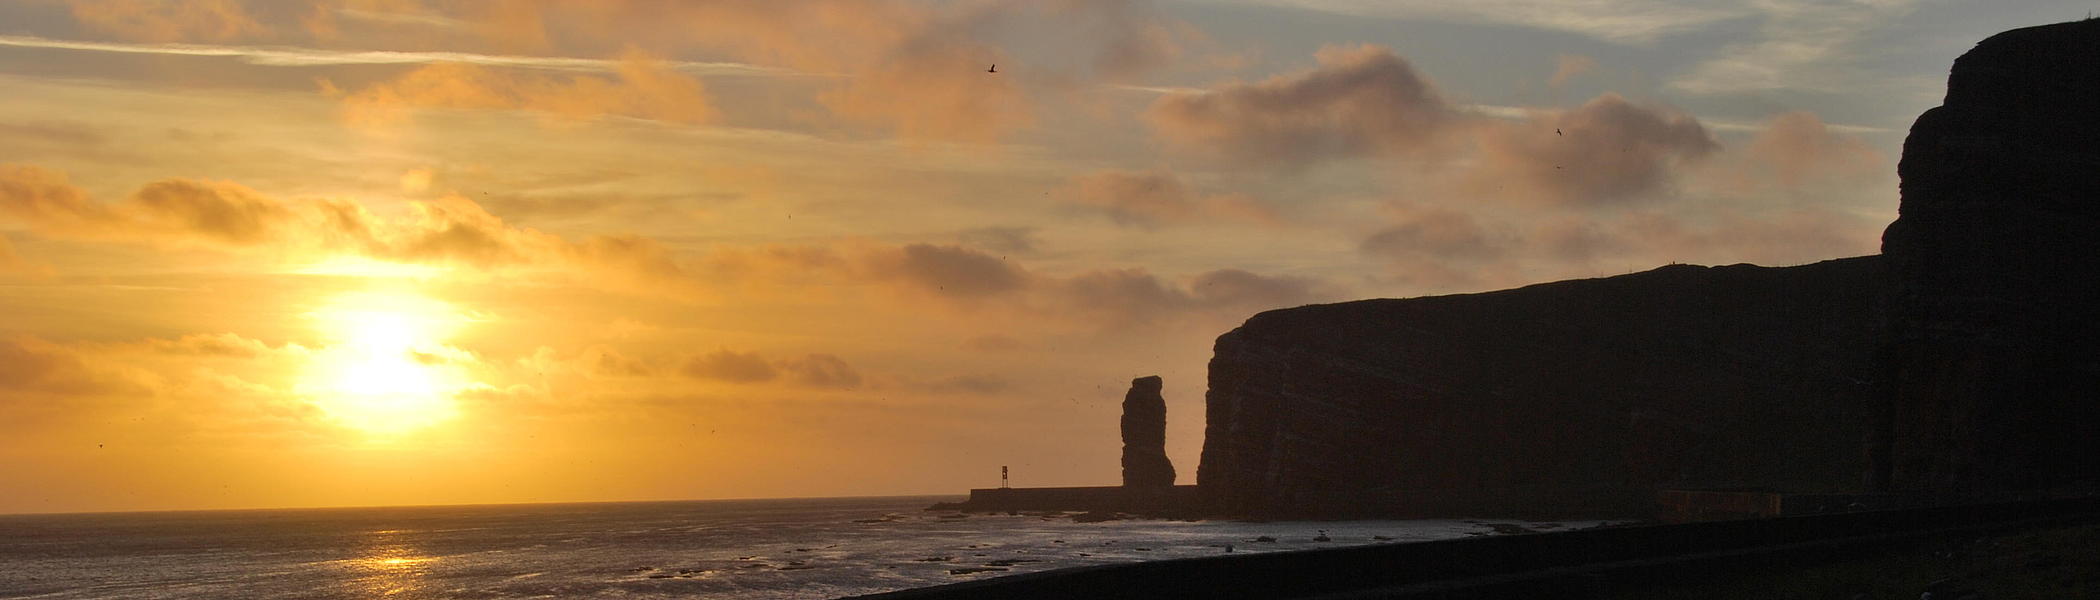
[{"x1": 298, "y1": 290, "x2": 472, "y2": 435}]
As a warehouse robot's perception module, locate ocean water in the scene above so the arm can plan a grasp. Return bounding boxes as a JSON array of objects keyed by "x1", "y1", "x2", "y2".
[{"x1": 0, "y1": 496, "x2": 1590, "y2": 599}]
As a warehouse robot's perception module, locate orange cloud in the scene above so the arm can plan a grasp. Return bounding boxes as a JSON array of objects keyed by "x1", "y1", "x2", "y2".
[
  {"x1": 543, "y1": 0, "x2": 1188, "y2": 141},
  {"x1": 1055, "y1": 267, "x2": 1326, "y2": 326},
  {"x1": 818, "y1": 48, "x2": 1034, "y2": 144},
  {"x1": 1548, "y1": 54, "x2": 1596, "y2": 89},
  {"x1": 1739, "y1": 111, "x2": 1886, "y2": 190},
  {"x1": 1065, "y1": 169, "x2": 1278, "y2": 228},
  {"x1": 681, "y1": 348, "x2": 778, "y2": 383},
  {"x1": 69, "y1": 0, "x2": 265, "y2": 42},
  {"x1": 5, "y1": 166, "x2": 1339, "y2": 332},
  {"x1": 0, "y1": 335, "x2": 151, "y2": 397},
  {"x1": 677, "y1": 349, "x2": 862, "y2": 388},
  {"x1": 1470, "y1": 94, "x2": 1719, "y2": 206},
  {"x1": 779, "y1": 353, "x2": 862, "y2": 388},
  {"x1": 0, "y1": 235, "x2": 41, "y2": 276},
  {"x1": 1148, "y1": 44, "x2": 1456, "y2": 166},
  {"x1": 1359, "y1": 208, "x2": 1503, "y2": 262},
  {"x1": 0, "y1": 165, "x2": 702, "y2": 294},
  {"x1": 335, "y1": 47, "x2": 715, "y2": 128},
  {"x1": 0, "y1": 165, "x2": 294, "y2": 247},
  {"x1": 862, "y1": 243, "x2": 1030, "y2": 298}
]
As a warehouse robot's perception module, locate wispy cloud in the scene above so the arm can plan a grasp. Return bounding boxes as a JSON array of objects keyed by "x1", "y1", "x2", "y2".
[
  {"x1": 0, "y1": 34, "x2": 787, "y2": 76},
  {"x1": 1220, "y1": 0, "x2": 1751, "y2": 43},
  {"x1": 1668, "y1": 0, "x2": 1923, "y2": 95}
]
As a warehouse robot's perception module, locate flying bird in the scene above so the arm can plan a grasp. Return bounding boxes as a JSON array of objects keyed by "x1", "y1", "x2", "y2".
[
  {"x1": 1555, "y1": 128, "x2": 1563, "y2": 136},
  {"x1": 987, "y1": 64, "x2": 997, "y2": 73}
]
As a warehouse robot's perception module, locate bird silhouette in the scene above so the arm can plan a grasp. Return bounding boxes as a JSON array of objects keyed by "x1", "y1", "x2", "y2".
[
  {"x1": 1555, "y1": 128, "x2": 1563, "y2": 136},
  {"x1": 987, "y1": 64, "x2": 997, "y2": 73}
]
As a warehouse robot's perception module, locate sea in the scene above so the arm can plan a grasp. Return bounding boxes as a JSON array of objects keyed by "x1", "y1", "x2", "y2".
[{"x1": 0, "y1": 496, "x2": 1598, "y2": 599}]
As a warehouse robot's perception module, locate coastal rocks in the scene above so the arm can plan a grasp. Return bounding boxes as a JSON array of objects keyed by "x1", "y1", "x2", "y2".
[
  {"x1": 1197, "y1": 258, "x2": 1884, "y2": 516},
  {"x1": 1875, "y1": 19, "x2": 2100, "y2": 492},
  {"x1": 1120, "y1": 376, "x2": 1176, "y2": 488}
]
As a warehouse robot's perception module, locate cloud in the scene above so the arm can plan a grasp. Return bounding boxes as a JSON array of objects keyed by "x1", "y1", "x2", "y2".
[
  {"x1": 1057, "y1": 267, "x2": 1325, "y2": 325},
  {"x1": 0, "y1": 335, "x2": 149, "y2": 397},
  {"x1": 1359, "y1": 208, "x2": 1503, "y2": 262},
  {"x1": 1735, "y1": 111, "x2": 1886, "y2": 191},
  {"x1": 817, "y1": 40, "x2": 1034, "y2": 144},
  {"x1": 1548, "y1": 54, "x2": 1596, "y2": 88},
  {"x1": 334, "y1": 47, "x2": 715, "y2": 128},
  {"x1": 955, "y1": 227, "x2": 1039, "y2": 255},
  {"x1": 681, "y1": 349, "x2": 778, "y2": 383},
  {"x1": 673, "y1": 349, "x2": 862, "y2": 388},
  {"x1": 1223, "y1": 0, "x2": 1747, "y2": 44},
  {"x1": 1187, "y1": 268, "x2": 1321, "y2": 309},
  {"x1": 779, "y1": 353, "x2": 862, "y2": 388},
  {"x1": 918, "y1": 374, "x2": 1009, "y2": 395},
  {"x1": 1669, "y1": 0, "x2": 1922, "y2": 95},
  {"x1": 578, "y1": 345, "x2": 654, "y2": 378},
  {"x1": 0, "y1": 165, "x2": 706, "y2": 291},
  {"x1": 1147, "y1": 44, "x2": 1455, "y2": 166},
  {"x1": 0, "y1": 120, "x2": 109, "y2": 147},
  {"x1": 1047, "y1": 0, "x2": 1199, "y2": 83},
  {"x1": 0, "y1": 235, "x2": 43, "y2": 276},
  {"x1": 0, "y1": 165, "x2": 295, "y2": 247},
  {"x1": 863, "y1": 243, "x2": 1029, "y2": 298},
  {"x1": 69, "y1": 0, "x2": 265, "y2": 43},
  {"x1": 1469, "y1": 94, "x2": 1718, "y2": 205},
  {"x1": 45, "y1": 0, "x2": 1202, "y2": 143},
  {"x1": 126, "y1": 178, "x2": 296, "y2": 245},
  {"x1": 961, "y1": 334, "x2": 1024, "y2": 352},
  {"x1": 137, "y1": 333, "x2": 278, "y2": 357},
  {"x1": 0, "y1": 34, "x2": 777, "y2": 74},
  {"x1": 1065, "y1": 169, "x2": 1277, "y2": 228}
]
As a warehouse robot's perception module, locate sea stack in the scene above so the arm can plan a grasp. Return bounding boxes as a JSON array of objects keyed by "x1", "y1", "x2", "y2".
[
  {"x1": 1120, "y1": 376, "x2": 1176, "y2": 487},
  {"x1": 1876, "y1": 19, "x2": 2100, "y2": 492}
]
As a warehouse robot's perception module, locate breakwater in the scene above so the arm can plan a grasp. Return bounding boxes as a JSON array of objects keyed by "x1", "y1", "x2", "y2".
[{"x1": 935, "y1": 485, "x2": 1205, "y2": 513}]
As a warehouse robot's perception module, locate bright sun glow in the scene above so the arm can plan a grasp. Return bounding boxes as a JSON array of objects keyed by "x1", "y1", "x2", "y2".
[{"x1": 299, "y1": 290, "x2": 472, "y2": 435}]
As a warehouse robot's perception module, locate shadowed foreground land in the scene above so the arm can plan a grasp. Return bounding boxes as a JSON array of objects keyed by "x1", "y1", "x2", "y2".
[{"x1": 847, "y1": 497, "x2": 2100, "y2": 599}]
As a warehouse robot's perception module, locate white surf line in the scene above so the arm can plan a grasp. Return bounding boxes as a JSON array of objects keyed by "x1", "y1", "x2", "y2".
[{"x1": 0, "y1": 34, "x2": 800, "y2": 77}]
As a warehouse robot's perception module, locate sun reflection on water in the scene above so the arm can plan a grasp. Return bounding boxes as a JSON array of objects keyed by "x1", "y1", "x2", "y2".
[{"x1": 346, "y1": 530, "x2": 438, "y2": 597}]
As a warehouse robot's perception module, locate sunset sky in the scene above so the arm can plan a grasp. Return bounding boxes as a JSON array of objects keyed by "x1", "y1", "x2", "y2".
[{"x1": 0, "y1": 0, "x2": 2085, "y2": 514}]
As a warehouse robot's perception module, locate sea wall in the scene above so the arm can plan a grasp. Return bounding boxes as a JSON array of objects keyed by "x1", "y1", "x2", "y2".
[{"x1": 957, "y1": 486, "x2": 1204, "y2": 512}]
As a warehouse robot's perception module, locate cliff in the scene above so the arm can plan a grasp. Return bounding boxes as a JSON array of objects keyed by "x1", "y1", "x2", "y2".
[
  {"x1": 1876, "y1": 19, "x2": 2100, "y2": 492},
  {"x1": 1198, "y1": 258, "x2": 1884, "y2": 516},
  {"x1": 1196, "y1": 19, "x2": 2100, "y2": 517}
]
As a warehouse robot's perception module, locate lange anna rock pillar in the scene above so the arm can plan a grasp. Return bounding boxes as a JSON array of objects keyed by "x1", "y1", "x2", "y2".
[{"x1": 1121, "y1": 376, "x2": 1177, "y2": 487}]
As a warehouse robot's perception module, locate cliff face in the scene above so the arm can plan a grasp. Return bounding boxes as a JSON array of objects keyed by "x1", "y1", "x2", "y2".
[
  {"x1": 1877, "y1": 20, "x2": 2100, "y2": 491},
  {"x1": 1195, "y1": 20, "x2": 2100, "y2": 517},
  {"x1": 1198, "y1": 258, "x2": 1884, "y2": 515}
]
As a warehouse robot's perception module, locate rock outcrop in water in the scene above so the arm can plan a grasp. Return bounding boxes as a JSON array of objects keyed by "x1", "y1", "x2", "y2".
[
  {"x1": 1875, "y1": 19, "x2": 2100, "y2": 492},
  {"x1": 1121, "y1": 376, "x2": 1176, "y2": 488},
  {"x1": 1196, "y1": 20, "x2": 2100, "y2": 517}
]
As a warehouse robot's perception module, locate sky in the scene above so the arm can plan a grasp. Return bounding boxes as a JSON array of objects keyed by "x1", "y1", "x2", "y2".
[{"x1": 0, "y1": 0, "x2": 2090, "y2": 514}]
